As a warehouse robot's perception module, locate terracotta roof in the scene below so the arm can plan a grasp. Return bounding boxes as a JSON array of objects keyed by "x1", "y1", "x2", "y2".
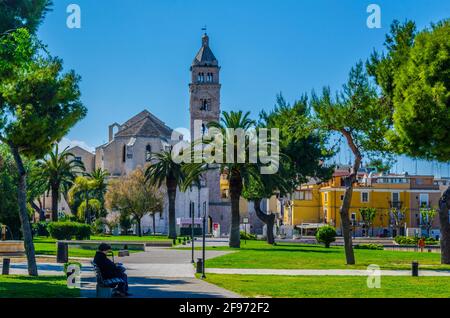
[{"x1": 115, "y1": 110, "x2": 172, "y2": 138}]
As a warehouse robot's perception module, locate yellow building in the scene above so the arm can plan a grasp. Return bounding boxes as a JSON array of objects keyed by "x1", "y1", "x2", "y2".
[{"x1": 287, "y1": 170, "x2": 442, "y2": 237}]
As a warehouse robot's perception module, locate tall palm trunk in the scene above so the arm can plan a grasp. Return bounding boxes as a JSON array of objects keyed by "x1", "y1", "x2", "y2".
[
  {"x1": 254, "y1": 199, "x2": 275, "y2": 244},
  {"x1": 229, "y1": 171, "x2": 242, "y2": 248},
  {"x1": 10, "y1": 145, "x2": 38, "y2": 276},
  {"x1": 439, "y1": 186, "x2": 450, "y2": 264},
  {"x1": 340, "y1": 129, "x2": 360, "y2": 265},
  {"x1": 167, "y1": 178, "x2": 177, "y2": 239},
  {"x1": 51, "y1": 183, "x2": 59, "y2": 221}
]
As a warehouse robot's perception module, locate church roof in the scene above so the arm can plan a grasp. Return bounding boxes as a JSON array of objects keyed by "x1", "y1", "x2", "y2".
[
  {"x1": 115, "y1": 110, "x2": 173, "y2": 139},
  {"x1": 192, "y1": 34, "x2": 218, "y2": 67}
]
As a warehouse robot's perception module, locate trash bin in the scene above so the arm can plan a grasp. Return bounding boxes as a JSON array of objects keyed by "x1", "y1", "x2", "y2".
[
  {"x1": 57, "y1": 242, "x2": 68, "y2": 263},
  {"x1": 196, "y1": 258, "x2": 203, "y2": 274},
  {"x1": 412, "y1": 261, "x2": 419, "y2": 276}
]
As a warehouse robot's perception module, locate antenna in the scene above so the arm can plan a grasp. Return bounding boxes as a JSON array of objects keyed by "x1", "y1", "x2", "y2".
[{"x1": 201, "y1": 25, "x2": 207, "y2": 33}]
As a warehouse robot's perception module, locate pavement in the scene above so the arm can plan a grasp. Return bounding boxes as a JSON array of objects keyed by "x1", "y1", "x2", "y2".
[{"x1": 0, "y1": 242, "x2": 240, "y2": 298}]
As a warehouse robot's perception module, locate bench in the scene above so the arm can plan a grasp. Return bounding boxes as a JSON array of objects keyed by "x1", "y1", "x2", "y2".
[
  {"x1": 0, "y1": 241, "x2": 25, "y2": 275},
  {"x1": 60, "y1": 240, "x2": 146, "y2": 251},
  {"x1": 91, "y1": 261, "x2": 125, "y2": 298}
]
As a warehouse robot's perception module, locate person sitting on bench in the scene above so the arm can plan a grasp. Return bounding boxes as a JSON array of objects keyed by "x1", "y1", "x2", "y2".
[{"x1": 93, "y1": 243, "x2": 130, "y2": 297}]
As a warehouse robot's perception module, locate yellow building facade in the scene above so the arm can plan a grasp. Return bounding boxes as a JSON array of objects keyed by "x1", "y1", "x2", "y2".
[{"x1": 286, "y1": 172, "x2": 442, "y2": 236}]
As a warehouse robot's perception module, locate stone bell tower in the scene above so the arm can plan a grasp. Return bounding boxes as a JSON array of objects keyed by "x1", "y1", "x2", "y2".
[
  {"x1": 189, "y1": 33, "x2": 221, "y2": 138},
  {"x1": 189, "y1": 33, "x2": 231, "y2": 235}
]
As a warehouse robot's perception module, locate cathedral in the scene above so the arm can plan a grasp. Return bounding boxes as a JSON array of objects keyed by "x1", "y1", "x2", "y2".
[{"x1": 49, "y1": 33, "x2": 268, "y2": 236}]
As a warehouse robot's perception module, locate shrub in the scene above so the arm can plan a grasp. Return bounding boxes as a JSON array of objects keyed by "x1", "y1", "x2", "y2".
[
  {"x1": 48, "y1": 222, "x2": 91, "y2": 240},
  {"x1": 354, "y1": 243, "x2": 384, "y2": 250},
  {"x1": 32, "y1": 222, "x2": 49, "y2": 237},
  {"x1": 315, "y1": 225, "x2": 336, "y2": 248},
  {"x1": 75, "y1": 223, "x2": 91, "y2": 240},
  {"x1": 394, "y1": 236, "x2": 439, "y2": 245},
  {"x1": 240, "y1": 231, "x2": 257, "y2": 240}
]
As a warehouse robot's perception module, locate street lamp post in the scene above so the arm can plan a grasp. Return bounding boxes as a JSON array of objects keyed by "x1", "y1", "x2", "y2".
[
  {"x1": 202, "y1": 201, "x2": 207, "y2": 279},
  {"x1": 191, "y1": 201, "x2": 195, "y2": 264}
]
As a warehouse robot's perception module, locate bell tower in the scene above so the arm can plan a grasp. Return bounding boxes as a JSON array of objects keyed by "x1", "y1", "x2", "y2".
[
  {"x1": 189, "y1": 33, "x2": 221, "y2": 139},
  {"x1": 189, "y1": 33, "x2": 231, "y2": 236}
]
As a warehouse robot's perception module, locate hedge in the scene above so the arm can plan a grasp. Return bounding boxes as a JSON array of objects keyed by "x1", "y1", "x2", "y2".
[
  {"x1": 47, "y1": 221, "x2": 91, "y2": 240},
  {"x1": 394, "y1": 236, "x2": 438, "y2": 245}
]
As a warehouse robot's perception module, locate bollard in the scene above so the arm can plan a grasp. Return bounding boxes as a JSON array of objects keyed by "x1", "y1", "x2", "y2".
[
  {"x1": 56, "y1": 242, "x2": 68, "y2": 263},
  {"x1": 412, "y1": 261, "x2": 419, "y2": 277},
  {"x1": 196, "y1": 258, "x2": 203, "y2": 274},
  {"x1": 2, "y1": 258, "x2": 10, "y2": 275}
]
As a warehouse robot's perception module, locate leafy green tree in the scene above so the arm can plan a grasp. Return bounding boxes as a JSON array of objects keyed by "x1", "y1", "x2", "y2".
[
  {"x1": 243, "y1": 95, "x2": 334, "y2": 244},
  {"x1": 68, "y1": 176, "x2": 97, "y2": 223},
  {"x1": 311, "y1": 62, "x2": 391, "y2": 265},
  {"x1": 369, "y1": 19, "x2": 450, "y2": 263},
  {"x1": 108, "y1": 167, "x2": 164, "y2": 236},
  {"x1": 390, "y1": 207, "x2": 406, "y2": 237},
  {"x1": 0, "y1": 0, "x2": 53, "y2": 35},
  {"x1": 36, "y1": 144, "x2": 85, "y2": 221},
  {"x1": 145, "y1": 150, "x2": 185, "y2": 239},
  {"x1": 0, "y1": 28, "x2": 86, "y2": 275},
  {"x1": 359, "y1": 207, "x2": 377, "y2": 237},
  {"x1": 208, "y1": 111, "x2": 259, "y2": 248},
  {"x1": 420, "y1": 207, "x2": 438, "y2": 238}
]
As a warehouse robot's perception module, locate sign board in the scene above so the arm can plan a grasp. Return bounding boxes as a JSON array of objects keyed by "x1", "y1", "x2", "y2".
[{"x1": 243, "y1": 217, "x2": 249, "y2": 224}]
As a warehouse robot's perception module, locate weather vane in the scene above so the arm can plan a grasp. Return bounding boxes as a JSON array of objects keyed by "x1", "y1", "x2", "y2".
[{"x1": 201, "y1": 25, "x2": 207, "y2": 33}]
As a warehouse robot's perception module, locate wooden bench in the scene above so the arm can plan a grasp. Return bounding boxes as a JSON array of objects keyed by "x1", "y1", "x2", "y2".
[
  {"x1": 91, "y1": 261, "x2": 125, "y2": 298},
  {"x1": 0, "y1": 241, "x2": 25, "y2": 256},
  {"x1": 59, "y1": 240, "x2": 146, "y2": 251},
  {"x1": 0, "y1": 241, "x2": 25, "y2": 275}
]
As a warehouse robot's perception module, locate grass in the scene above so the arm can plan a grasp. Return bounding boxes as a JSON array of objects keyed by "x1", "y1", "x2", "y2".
[
  {"x1": 201, "y1": 240, "x2": 450, "y2": 270},
  {"x1": 204, "y1": 274, "x2": 450, "y2": 298},
  {"x1": 0, "y1": 275, "x2": 80, "y2": 298}
]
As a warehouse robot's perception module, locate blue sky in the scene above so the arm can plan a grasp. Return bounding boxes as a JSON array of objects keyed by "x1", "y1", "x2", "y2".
[{"x1": 37, "y1": 0, "x2": 450, "y2": 176}]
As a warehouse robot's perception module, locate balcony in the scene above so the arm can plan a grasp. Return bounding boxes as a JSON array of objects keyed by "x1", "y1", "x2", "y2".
[{"x1": 389, "y1": 201, "x2": 403, "y2": 209}]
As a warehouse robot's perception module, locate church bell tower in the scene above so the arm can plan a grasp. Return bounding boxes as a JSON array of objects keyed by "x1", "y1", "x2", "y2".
[{"x1": 189, "y1": 33, "x2": 221, "y2": 138}]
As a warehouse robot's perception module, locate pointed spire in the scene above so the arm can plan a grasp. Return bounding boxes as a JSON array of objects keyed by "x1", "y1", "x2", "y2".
[{"x1": 192, "y1": 33, "x2": 218, "y2": 67}]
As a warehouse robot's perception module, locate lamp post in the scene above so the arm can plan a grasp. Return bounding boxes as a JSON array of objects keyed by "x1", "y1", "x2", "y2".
[
  {"x1": 190, "y1": 201, "x2": 195, "y2": 264},
  {"x1": 202, "y1": 201, "x2": 207, "y2": 279}
]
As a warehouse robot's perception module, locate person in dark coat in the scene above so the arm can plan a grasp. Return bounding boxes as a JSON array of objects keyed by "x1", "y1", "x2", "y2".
[{"x1": 93, "y1": 243, "x2": 129, "y2": 296}]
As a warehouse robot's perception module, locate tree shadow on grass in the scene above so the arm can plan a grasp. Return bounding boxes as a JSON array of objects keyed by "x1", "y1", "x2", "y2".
[{"x1": 0, "y1": 276, "x2": 79, "y2": 298}]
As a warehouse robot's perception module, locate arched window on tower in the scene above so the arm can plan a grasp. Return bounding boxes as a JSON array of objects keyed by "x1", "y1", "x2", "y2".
[
  {"x1": 200, "y1": 99, "x2": 210, "y2": 111},
  {"x1": 145, "y1": 144, "x2": 152, "y2": 162},
  {"x1": 202, "y1": 123, "x2": 208, "y2": 135}
]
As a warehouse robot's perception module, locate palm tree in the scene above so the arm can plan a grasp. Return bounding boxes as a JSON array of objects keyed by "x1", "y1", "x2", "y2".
[
  {"x1": 145, "y1": 150, "x2": 185, "y2": 239},
  {"x1": 37, "y1": 144, "x2": 85, "y2": 221},
  {"x1": 87, "y1": 168, "x2": 110, "y2": 217},
  {"x1": 69, "y1": 176, "x2": 98, "y2": 223},
  {"x1": 208, "y1": 110, "x2": 258, "y2": 248}
]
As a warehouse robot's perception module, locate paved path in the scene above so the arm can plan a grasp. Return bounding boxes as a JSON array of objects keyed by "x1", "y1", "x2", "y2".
[
  {"x1": 205, "y1": 268, "x2": 450, "y2": 276},
  {"x1": 79, "y1": 247, "x2": 240, "y2": 298}
]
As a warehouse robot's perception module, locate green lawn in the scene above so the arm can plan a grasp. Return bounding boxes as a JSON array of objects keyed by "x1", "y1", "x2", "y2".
[
  {"x1": 0, "y1": 275, "x2": 80, "y2": 298},
  {"x1": 202, "y1": 241, "x2": 450, "y2": 270},
  {"x1": 204, "y1": 274, "x2": 450, "y2": 298}
]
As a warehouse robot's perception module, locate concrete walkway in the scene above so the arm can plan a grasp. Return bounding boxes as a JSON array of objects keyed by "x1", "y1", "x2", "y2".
[
  {"x1": 205, "y1": 268, "x2": 450, "y2": 276},
  {"x1": 79, "y1": 247, "x2": 240, "y2": 298}
]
